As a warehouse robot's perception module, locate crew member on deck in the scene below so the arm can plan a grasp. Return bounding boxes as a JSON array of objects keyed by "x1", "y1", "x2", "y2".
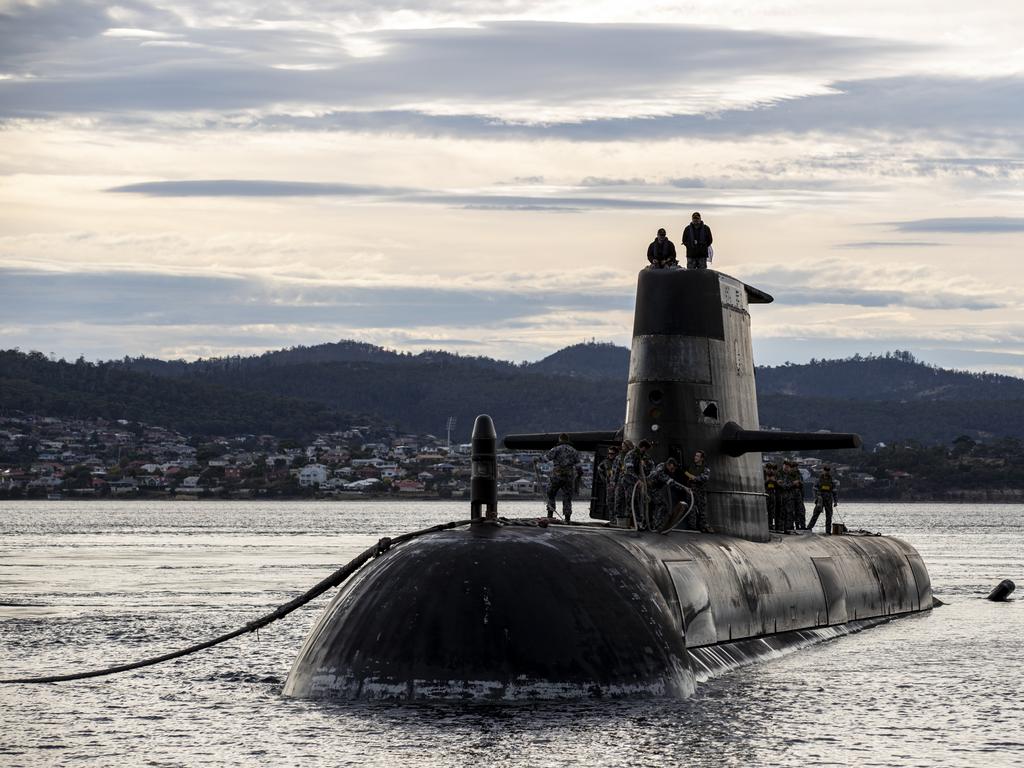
[
  {"x1": 620, "y1": 440, "x2": 654, "y2": 528},
  {"x1": 808, "y1": 465, "x2": 839, "y2": 534},
  {"x1": 684, "y1": 450, "x2": 712, "y2": 532},
  {"x1": 539, "y1": 433, "x2": 581, "y2": 522},
  {"x1": 597, "y1": 444, "x2": 620, "y2": 522},
  {"x1": 648, "y1": 456, "x2": 687, "y2": 531}
]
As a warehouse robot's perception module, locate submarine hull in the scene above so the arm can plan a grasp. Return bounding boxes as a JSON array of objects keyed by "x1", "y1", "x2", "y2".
[{"x1": 284, "y1": 524, "x2": 932, "y2": 701}]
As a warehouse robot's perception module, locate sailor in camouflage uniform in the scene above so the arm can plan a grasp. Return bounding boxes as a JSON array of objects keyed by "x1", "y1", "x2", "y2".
[
  {"x1": 683, "y1": 450, "x2": 712, "y2": 532},
  {"x1": 795, "y1": 466, "x2": 807, "y2": 529},
  {"x1": 611, "y1": 439, "x2": 634, "y2": 522},
  {"x1": 648, "y1": 456, "x2": 687, "y2": 531},
  {"x1": 596, "y1": 444, "x2": 620, "y2": 522},
  {"x1": 807, "y1": 465, "x2": 839, "y2": 534},
  {"x1": 619, "y1": 440, "x2": 654, "y2": 528},
  {"x1": 763, "y1": 462, "x2": 779, "y2": 531},
  {"x1": 541, "y1": 433, "x2": 581, "y2": 522},
  {"x1": 778, "y1": 460, "x2": 800, "y2": 532}
]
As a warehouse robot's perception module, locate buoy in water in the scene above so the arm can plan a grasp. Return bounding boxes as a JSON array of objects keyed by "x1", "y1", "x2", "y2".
[{"x1": 986, "y1": 579, "x2": 1015, "y2": 602}]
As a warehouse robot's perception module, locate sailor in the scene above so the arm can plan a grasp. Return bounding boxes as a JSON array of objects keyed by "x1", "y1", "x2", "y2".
[
  {"x1": 647, "y1": 228, "x2": 678, "y2": 268},
  {"x1": 683, "y1": 449, "x2": 713, "y2": 532},
  {"x1": 778, "y1": 460, "x2": 800, "y2": 532},
  {"x1": 795, "y1": 465, "x2": 807, "y2": 530},
  {"x1": 540, "y1": 433, "x2": 581, "y2": 522},
  {"x1": 596, "y1": 444, "x2": 620, "y2": 521},
  {"x1": 808, "y1": 465, "x2": 839, "y2": 534},
  {"x1": 648, "y1": 456, "x2": 686, "y2": 531},
  {"x1": 620, "y1": 440, "x2": 654, "y2": 529},
  {"x1": 764, "y1": 462, "x2": 779, "y2": 531},
  {"x1": 611, "y1": 439, "x2": 634, "y2": 523},
  {"x1": 681, "y1": 212, "x2": 713, "y2": 269}
]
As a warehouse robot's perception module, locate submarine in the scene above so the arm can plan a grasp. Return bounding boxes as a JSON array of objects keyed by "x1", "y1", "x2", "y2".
[{"x1": 283, "y1": 266, "x2": 933, "y2": 700}]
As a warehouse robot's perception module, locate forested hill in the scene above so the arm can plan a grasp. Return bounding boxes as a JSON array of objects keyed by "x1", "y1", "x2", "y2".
[
  {"x1": 116, "y1": 344, "x2": 1024, "y2": 402},
  {"x1": 112, "y1": 344, "x2": 1024, "y2": 442},
  {"x1": 119, "y1": 341, "x2": 517, "y2": 377},
  {"x1": 6, "y1": 344, "x2": 1024, "y2": 443},
  {"x1": 755, "y1": 352, "x2": 1024, "y2": 401},
  {"x1": 526, "y1": 342, "x2": 631, "y2": 380},
  {"x1": 0, "y1": 350, "x2": 362, "y2": 438},
  {"x1": 119, "y1": 351, "x2": 623, "y2": 435}
]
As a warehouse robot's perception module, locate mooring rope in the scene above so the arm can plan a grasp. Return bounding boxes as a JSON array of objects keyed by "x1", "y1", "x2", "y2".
[{"x1": 1, "y1": 518, "x2": 473, "y2": 685}]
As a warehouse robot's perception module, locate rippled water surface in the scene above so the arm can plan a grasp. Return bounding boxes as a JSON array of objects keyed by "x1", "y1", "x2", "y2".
[{"x1": 1, "y1": 501, "x2": 1022, "y2": 767}]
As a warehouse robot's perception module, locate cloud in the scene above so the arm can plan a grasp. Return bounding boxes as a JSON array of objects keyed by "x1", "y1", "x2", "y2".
[
  {"x1": 0, "y1": 265, "x2": 638, "y2": 361},
  {"x1": 745, "y1": 262, "x2": 1010, "y2": 312},
  {"x1": 668, "y1": 178, "x2": 708, "y2": 188},
  {"x1": 0, "y1": 266, "x2": 633, "y2": 330},
  {"x1": 834, "y1": 241, "x2": 946, "y2": 249},
  {"x1": 105, "y1": 178, "x2": 755, "y2": 211},
  {"x1": 0, "y1": 0, "x2": 113, "y2": 65},
  {"x1": 244, "y1": 75, "x2": 1024, "y2": 148},
  {"x1": 0, "y1": 20, "x2": 918, "y2": 123},
  {"x1": 769, "y1": 288, "x2": 1003, "y2": 312},
  {"x1": 108, "y1": 180, "x2": 414, "y2": 197},
  {"x1": 890, "y1": 217, "x2": 1024, "y2": 233},
  {"x1": 579, "y1": 176, "x2": 647, "y2": 187},
  {"x1": 2, "y1": 11, "x2": 1023, "y2": 156}
]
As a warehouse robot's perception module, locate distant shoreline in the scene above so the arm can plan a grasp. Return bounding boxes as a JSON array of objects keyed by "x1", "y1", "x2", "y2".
[{"x1": 4, "y1": 493, "x2": 1022, "y2": 504}]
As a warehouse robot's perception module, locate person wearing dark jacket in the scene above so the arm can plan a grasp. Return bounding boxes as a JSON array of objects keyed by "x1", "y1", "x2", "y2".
[
  {"x1": 681, "y1": 212, "x2": 713, "y2": 269},
  {"x1": 647, "y1": 228, "x2": 677, "y2": 267}
]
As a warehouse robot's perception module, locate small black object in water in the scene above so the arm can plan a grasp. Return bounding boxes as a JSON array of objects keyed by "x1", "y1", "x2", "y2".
[{"x1": 986, "y1": 579, "x2": 1015, "y2": 602}]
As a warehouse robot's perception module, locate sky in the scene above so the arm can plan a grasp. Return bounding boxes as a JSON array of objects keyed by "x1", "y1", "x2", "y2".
[{"x1": 2, "y1": 1, "x2": 1024, "y2": 373}]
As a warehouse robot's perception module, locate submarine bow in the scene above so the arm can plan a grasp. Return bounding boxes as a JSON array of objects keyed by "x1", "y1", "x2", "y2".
[{"x1": 283, "y1": 525, "x2": 693, "y2": 700}]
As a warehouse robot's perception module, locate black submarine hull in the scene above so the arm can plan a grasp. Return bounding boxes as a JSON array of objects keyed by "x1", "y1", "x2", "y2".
[{"x1": 283, "y1": 524, "x2": 932, "y2": 700}]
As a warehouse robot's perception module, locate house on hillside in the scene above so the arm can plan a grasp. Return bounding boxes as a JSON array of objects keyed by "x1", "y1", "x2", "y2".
[{"x1": 298, "y1": 464, "x2": 329, "y2": 487}]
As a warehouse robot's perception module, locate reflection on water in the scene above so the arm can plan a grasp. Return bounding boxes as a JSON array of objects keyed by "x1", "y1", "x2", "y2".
[{"x1": 1, "y1": 501, "x2": 1022, "y2": 767}]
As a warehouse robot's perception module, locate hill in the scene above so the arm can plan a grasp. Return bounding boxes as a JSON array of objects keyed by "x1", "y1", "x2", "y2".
[
  {"x1": 119, "y1": 356, "x2": 621, "y2": 435},
  {"x1": 524, "y1": 342, "x2": 630, "y2": 380},
  {"x1": 755, "y1": 351, "x2": 1024, "y2": 401},
  {"x1": 0, "y1": 350, "x2": 362, "y2": 438},
  {"x1": 7, "y1": 344, "x2": 1024, "y2": 445}
]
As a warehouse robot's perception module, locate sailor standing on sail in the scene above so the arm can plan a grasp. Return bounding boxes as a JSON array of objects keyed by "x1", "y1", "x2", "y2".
[
  {"x1": 647, "y1": 228, "x2": 678, "y2": 268},
  {"x1": 540, "y1": 433, "x2": 581, "y2": 522},
  {"x1": 681, "y1": 212, "x2": 713, "y2": 269}
]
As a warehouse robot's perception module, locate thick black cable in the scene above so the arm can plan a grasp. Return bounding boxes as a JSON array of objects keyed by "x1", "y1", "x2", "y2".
[{"x1": 1, "y1": 519, "x2": 473, "y2": 685}]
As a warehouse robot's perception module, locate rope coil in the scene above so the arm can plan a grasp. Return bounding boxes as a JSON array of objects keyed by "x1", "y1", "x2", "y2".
[{"x1": 1, "y1": 519, "x2": 472, "y2": 685}]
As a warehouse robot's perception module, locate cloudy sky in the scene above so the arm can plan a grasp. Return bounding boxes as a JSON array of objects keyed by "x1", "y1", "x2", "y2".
[{"x1": 2, "y1": 1, "x2": 1024, "y2": 372}]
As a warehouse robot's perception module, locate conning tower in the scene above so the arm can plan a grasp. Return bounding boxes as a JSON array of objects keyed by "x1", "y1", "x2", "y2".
[
  {"x1": 507, "y1": 267, "x2": 860, "y2": 539},
  {"x1": 626, "y1": 268, "x2": 770, "y2": 539}
]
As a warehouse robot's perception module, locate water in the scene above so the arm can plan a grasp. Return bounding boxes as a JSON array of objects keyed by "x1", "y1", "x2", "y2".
[{"x1": 1, "y1": 501, "x2": 1022, "y2": 767}]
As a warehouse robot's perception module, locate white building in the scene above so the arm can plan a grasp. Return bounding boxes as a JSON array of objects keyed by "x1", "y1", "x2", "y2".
[{"x1": 298, "y1": 464, "x2": 329, "y2": 487}]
